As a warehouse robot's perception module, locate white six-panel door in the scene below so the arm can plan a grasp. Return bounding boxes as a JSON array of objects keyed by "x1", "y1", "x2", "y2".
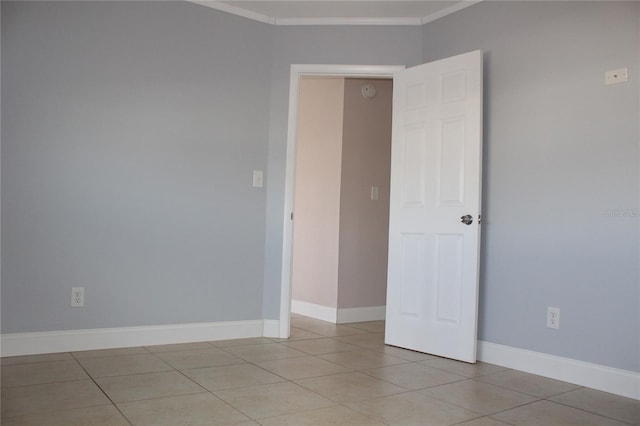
[{"x1": 384, "y1": 51, "x2": 483, "y2": 363}]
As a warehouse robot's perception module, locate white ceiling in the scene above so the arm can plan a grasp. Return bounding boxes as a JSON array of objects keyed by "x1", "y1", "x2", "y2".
[{"x1": 190, "y1": 1, "x2": 480, "y2": 25}]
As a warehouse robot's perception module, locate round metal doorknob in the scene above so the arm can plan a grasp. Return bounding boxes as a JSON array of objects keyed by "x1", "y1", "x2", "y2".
[{"x1": 460, "y1": 215, "x2": 473, "y2": 225}]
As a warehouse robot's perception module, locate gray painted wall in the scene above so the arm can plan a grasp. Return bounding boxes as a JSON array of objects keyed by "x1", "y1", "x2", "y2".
[
  {"x1": 2, "y1": 0, "x2": 638, "y2": 373},
  {"x1": 2, "y1": 1, "x2": 272, "y2": 331},
  {"x1": 422, "y1": 1, "x2": 639, "y2": 372}
]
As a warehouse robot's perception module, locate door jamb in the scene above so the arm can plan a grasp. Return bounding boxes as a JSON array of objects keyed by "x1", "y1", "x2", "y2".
[{"x1": 278, "y1": 64, "x2": 405, "y2": 338}]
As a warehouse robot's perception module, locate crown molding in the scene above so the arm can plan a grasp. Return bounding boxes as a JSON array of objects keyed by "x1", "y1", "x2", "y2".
[
  {"x1": 421, "y1": 1, "x2": 481, "y2": 24},
  {"x1": 189, "y1": 1, "x2": 481, "y2": 26},
  {"x1": 275, "y1": 16, "x2": 422, "y2": 26},
  {"x1": 189, "y1": 1, "x2": 276, "y2": 25}
]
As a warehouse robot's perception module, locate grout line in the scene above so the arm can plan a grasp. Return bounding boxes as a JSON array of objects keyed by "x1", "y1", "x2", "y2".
[
  {"x1": 472, "y1": 375, "x2": 581, "y2": 400},
  {"x1": 417, "y1": 378, "x2": 545, "y2": 417},
  {"x1": 164, "y1": 362, "x2": 260, "y2": 423},
  {"x1": 449, "y1": 413, "x2": 510, "y2": 426},
  {"x1": 70, "y1": 351, "x2": 135, "y2": 426},
  {"x1": 541, "y1": 394, "x2": 638, "y2": 425},
  {"x1": 468, "y1": 398, "x2": 544, "y2": 422}
]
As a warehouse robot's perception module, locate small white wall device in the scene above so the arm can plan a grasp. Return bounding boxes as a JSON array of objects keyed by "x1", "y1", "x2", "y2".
[{"x1": 361, "y1": 83, "x2": 377, "y2": 99}]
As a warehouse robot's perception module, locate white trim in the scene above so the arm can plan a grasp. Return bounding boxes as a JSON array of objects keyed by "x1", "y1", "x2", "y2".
[
  {"x1": 290, "y1": 301, "x2": 386, "y2": 324},
  {"x1": 188, "y1": 1, "x2": 481, "y2": 26},
  {"x1": 420, "y1": 1, "x2": 482, "y2": 25},
  {"x1": 262, "y1": 320, "x2": 281, "y2": 338},
  {"x1": 287, "y1": 64, "x2": 405, "y2": 79},
  {"x1": 337, "y1": 306, "x2": 386, "y2": 323},
  {"x1": 189, "y1": 1, "x2": 274, "y2": 24},
  {"x1": 291, "y1": 300, "x2": 337, "y2": 323},
  {"x1": 280, "y1": 64, "x2": 405, "y2": 340},
  {"x1": 1, "y1": 321, "x2": 265, "y2": 357},
  {"x1": 275, "y1": 17, "x2": 422, "y2": 26},
  {"x1": 478, "y1": 341, "x2": 640, "y2": 400}
]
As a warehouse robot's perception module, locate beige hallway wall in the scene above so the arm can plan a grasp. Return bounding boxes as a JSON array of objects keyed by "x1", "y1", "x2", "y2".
[
  {"x1": 338, "y1": 78, "x2": 392, "y2": 309},
  {"x1": 291, "y1": 77, "x2": 345, "y2": 308},
  {"x1": 292, "y1": 77, "x2": 392, "y2": 315}
]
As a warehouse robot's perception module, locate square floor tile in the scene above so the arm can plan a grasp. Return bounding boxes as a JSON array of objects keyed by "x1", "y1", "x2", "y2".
[
  {"x1": 256, "y1": 355, "x2": 349, "y2": 380},
  {"x1": 72, "y1": 347, "x2": 149, "y2": 359},
  {"x1": 477, "y1": 370, "x2": 580, "y2": 398},
  {"x1": 290, "y1": 317, "x2": 334, "y2": 330},
  {"x1": 154, "y1": 348, "x2": 243, "y2": 369},
  {"x1": 285, "y1": 327, "x2": 325, "y2": 341},
  {"x1": 78, "y1": 353, "x2": 172, "y2": 377},
  {"x1": 420, "y1": 358, "x2": 508, "y2": 378},
  {"x1": 1, "y1": 360, "x2": 89, "y2": 387},
  {"x1": 282, "y1": 338, "x2": 360, "y2": 355},
  {"x1": 319, "y1": 349, "x2": 407, "y2": 370},
  {"x1": 363, "y1": 363, "x2": 466, "y2": 390},
  {"x1": 493, "y1": 400, "x2": 628, "y2": 425},
  {"x1": 95, "y1": 370, "x2": 205, "y2": 402},
  {"x1": 345, "y1": 321, "x2": 386, "y2": 332},
  {"x1": 379, "y1": 345, "x2": 437, "y2": 361},
  {"x1": 456, "y1": 417, "x2": 513, "y2": 426},
  {"x1": 258, "y1": 405, "x2": 386, "y2": 426},
  {"x1": 214, "y1": 381, "x2": 335, "y2": 419},
  {"x1": 1, "y1": 404, "x2": 129, "y2": 426},
  {"x1": 422, "y1": 379, "x2": 538, "y2": 415},
  {"x1": 182, "y1": 363, "x2": 286, "y2": 391},
  {"x1": 118, "y1": 392, "x2": 252, "y2": 425},
  {"x1": 347, "y1": 390, "x2": 482, "y2": 425},
  {"x1": 1, "y1": 379, "x2": 111, "y2": 418},
  {"x1": 213, "y1": 337, "x2": 275, "y2": 348},
  {"x1": 300, "y1": 324, "x2": 370, "y2": 338},
  {"x1": 223, "y1": 343, "x2": 308, "y2": 362},
  {"x1": 145, "y1": 342, "x2": 215, "y2": 353},
  {"x1": 334, "y1": 332, "x2": 385, "y2": 350},
  {"x1": 1, "y1": 352, "x2": 73, "y2": 366},
  {"x1": 295, "y1": 371, "x2": 406, "y2": 403},
  {"x1": 549, "y1": 387, "x2": 640, "y2": 424}
]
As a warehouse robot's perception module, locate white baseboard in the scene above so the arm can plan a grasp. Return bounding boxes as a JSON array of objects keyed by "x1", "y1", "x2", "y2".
[
  {"x1": 337, "y1": 305, "x2": 386, "y2": 323},
  {"x1": 290, "y1": 300, "x2": 386, "y2": 324},
  {"x1": 262, "y1": 320, "x2": 280, "y2": 338},
  {"x1": 291, "y1": 299, "x2": 337, "y2": 323},
  {"x1": 1, "y1": 320, "x2": 267, "y2": 357},
  {"x1": 478, "y1": 341, "x2": 640, "y2": 400}
]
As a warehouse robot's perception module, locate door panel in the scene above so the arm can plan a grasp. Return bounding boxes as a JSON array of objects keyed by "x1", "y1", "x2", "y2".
[
  {"x1": 385, "y1": 50, "x2": 483, "y2": 363},
  {"x1": 439, "y1": 117, "x2": 466, "y2": 205}
]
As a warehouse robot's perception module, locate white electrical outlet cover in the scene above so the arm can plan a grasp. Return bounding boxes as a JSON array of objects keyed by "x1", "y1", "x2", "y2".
[
  {"x1": 547, "y1": 306, "x2": 560, "y2": 329},
  {"x1": 72, "y1": 287, "x2": 85, "y2": 307},
  {"x1": 605, "y1": 68, "x2": 628, "y2": 85}
]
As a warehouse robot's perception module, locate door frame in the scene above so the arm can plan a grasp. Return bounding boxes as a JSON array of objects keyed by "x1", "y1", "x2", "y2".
[{"x1": 279, "y1": 64, "x2": 405, "y2": 338}]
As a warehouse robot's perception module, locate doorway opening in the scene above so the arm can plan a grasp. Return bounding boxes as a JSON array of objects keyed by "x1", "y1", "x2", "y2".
[
  {"x1": 279, "y1": 65, "x2": 404, "y2": 338},
  {"x1": 291, "y1": 75, "x2": 393, "y2": 325}
]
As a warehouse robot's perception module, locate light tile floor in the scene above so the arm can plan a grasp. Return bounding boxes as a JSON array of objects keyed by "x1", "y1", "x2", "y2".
[{"x1": 1, "y1": 315, "x2": 638, "y2": 425}]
